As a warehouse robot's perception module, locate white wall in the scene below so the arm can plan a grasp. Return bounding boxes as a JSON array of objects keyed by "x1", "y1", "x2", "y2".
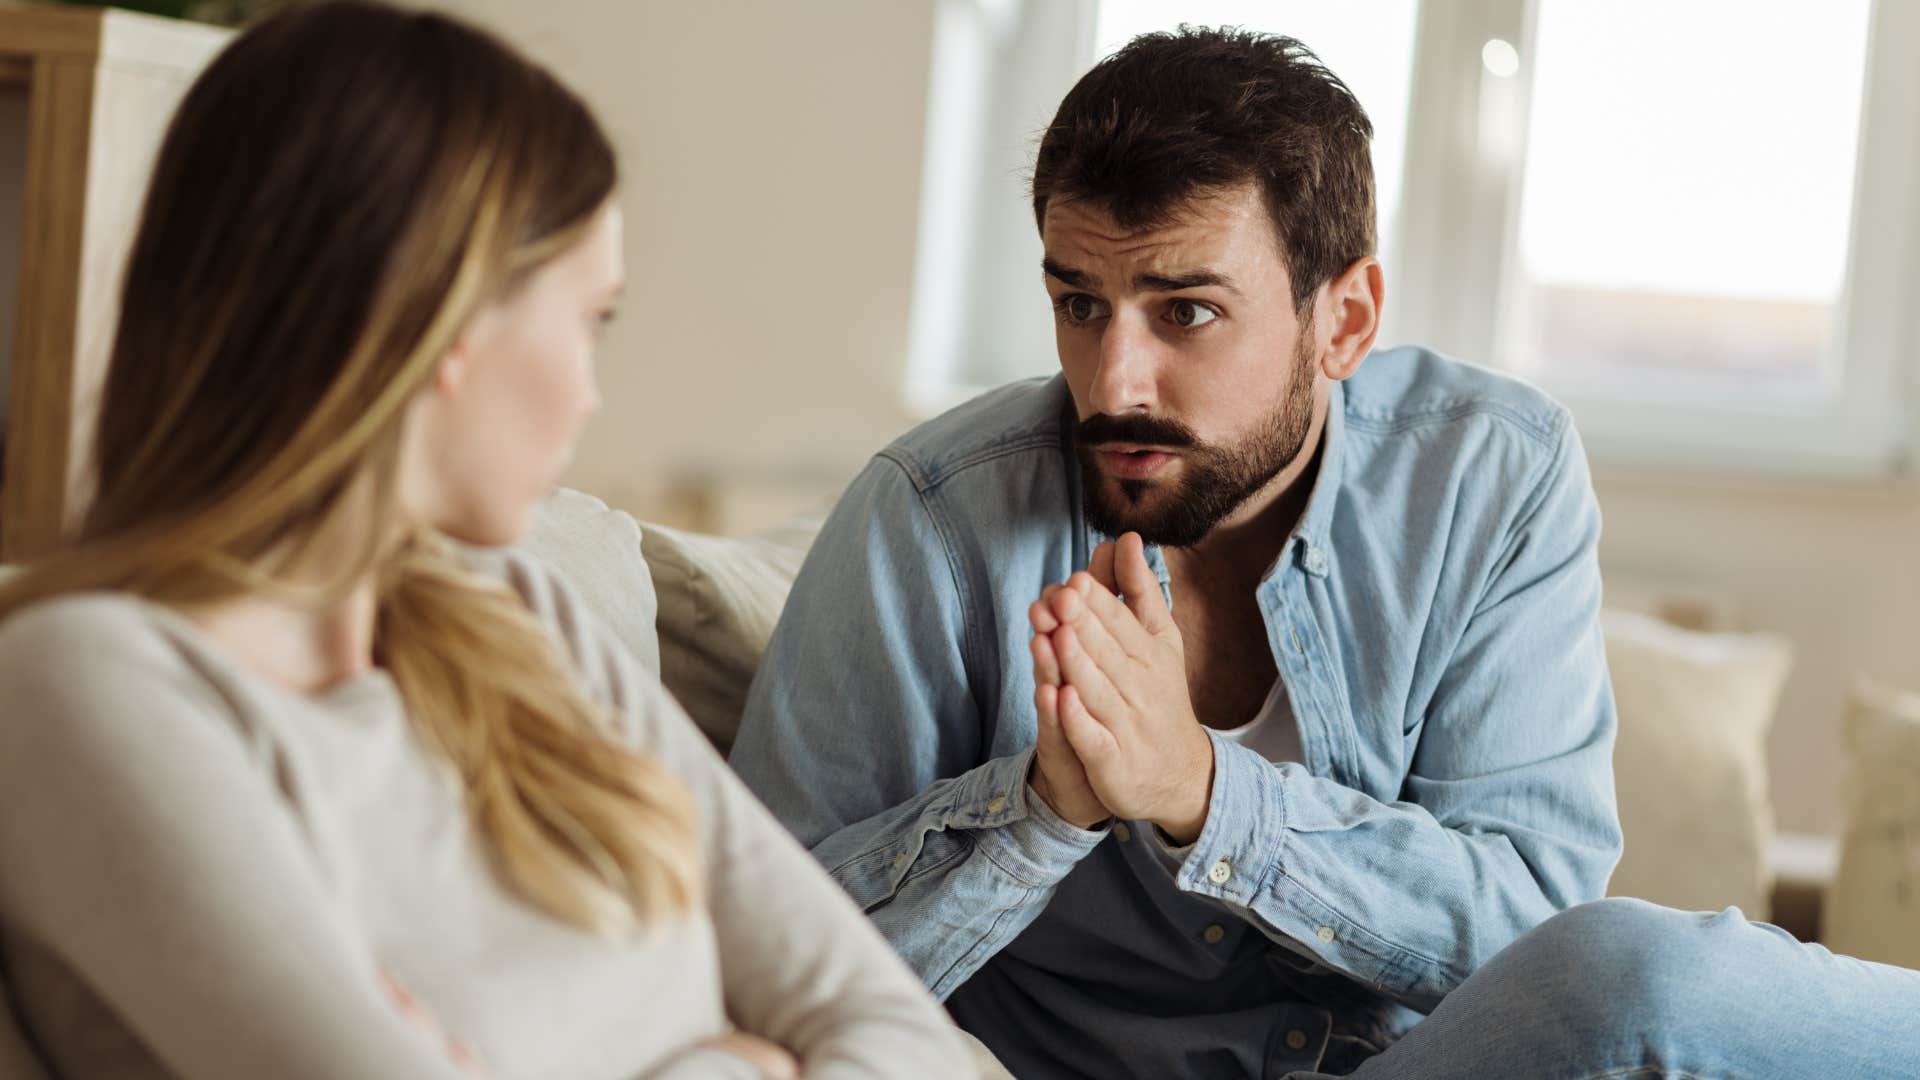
[
  {"x1": 443, "y1": 1, "x2": 1916, "y2": 837},
  {"x1": 440, "y1": 0, "x2": 938, "y2": 518}
]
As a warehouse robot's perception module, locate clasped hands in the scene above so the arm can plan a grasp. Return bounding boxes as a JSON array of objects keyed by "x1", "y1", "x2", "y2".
[{"x1": 1026, "y1": 532, "x2": 1215, "y2": 845}]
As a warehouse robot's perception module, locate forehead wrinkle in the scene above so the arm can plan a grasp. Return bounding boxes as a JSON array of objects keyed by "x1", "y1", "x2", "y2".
[{"x1": 1043, "y1": 188, "x2": 1286, "y2": 297}]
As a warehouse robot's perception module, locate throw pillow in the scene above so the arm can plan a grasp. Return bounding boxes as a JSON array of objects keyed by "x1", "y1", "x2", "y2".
[
  {"x1": 1602, "y1": 609, "x2": 1793, "y2": 917},
  {"x1": 641, "y1": 516, "x2": 822, "y2": 753},
  {"x1": 1824, "y1": 681, "x2": 1920, "y2": 968},
  {"x1": 521, "y1": 487, "x2": 661, "y2": 679}
]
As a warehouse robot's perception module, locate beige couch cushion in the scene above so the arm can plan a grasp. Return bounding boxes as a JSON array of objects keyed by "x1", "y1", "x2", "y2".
[
  {"x1": 521, "y1": 487, "x2": 660, "y2": 679},
  {"x1": 1824, "y1": 682, "x2": 1920, "y2": 967},
  {"x1": 640, "y1": 517, "x2": 821, "y2": 753},
  {"x1": 1602, "y1": 609, "x2": 1792, "y2": 916}
]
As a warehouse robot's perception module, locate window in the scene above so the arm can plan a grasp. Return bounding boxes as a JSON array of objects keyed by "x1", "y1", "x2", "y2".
[
  {"x1": 1505, "y1": 0, "x2": 1871, "y2": 405},
  {"x1": 913, "y1": 0, "x2": 1920, "y2": 474}
]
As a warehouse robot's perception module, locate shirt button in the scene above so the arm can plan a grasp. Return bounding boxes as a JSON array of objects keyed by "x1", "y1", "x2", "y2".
[
  {"x1": 1286, "y1": 1029, "x2": 1308, "y2": 1051},
  {"x1": 1203, "y1": 924, "x2": 1226, "y2": 944},
  {"x1": 1112, "y1": 822, "x2": 1133, "y2": 842},
  {"x1": 1288, "y1": 627, "x2": 1304, "y2": 653},
  {"x1": 1207, "y1": 859, "x2": 1233, "y2": 884},
  {"x1": 893, "y1": 853, "x2": 909, "y2": 869},
  {"x1": 1316, "y1": 925, "x2": 1337, "y2": 943},
  {"x1": 1305, "y1": 546, "x2": 1328, "y2": 574},
  {"x1": 986, "y1": 796, "x2": 1006, "y2": 813}
]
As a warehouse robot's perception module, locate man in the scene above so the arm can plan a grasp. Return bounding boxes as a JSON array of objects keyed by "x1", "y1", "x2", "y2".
[{"x1": 731, "y1": 28, "x2": 1920, "y2": 1079}]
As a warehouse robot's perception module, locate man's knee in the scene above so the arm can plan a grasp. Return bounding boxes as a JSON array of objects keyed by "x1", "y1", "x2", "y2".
[{"x1": 1504, "y1": 897, "x2": 1752, "y2": 1026}]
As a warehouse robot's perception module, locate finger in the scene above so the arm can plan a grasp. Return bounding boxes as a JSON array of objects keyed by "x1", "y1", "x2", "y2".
[
  {"x1": 1031, "y1": 631, "x2": 1062, "y2": 687},
  {"x1": 1117, "y1": 532, "x2": 1174, "y2": 634},
  {"x1": 1057, "y1": 683, "x2": 1119, "y2": 766},
  {"x1": 1036, "y1": 582, "x2": 1074, "y2": 633},
  {"x1": 1050, "y1": 570, "x2": 1124, "y2": 626},
  {"x1": 1056, "y1": 591, "x2": 1141, "y2": 676},
  {"x1": 1039, "y1": 681, "x2": 1097, "y2": 767},
  {"x1": 1037, "y1": 682, "x2": 1086, "y2": 764},
  {"x1": 1030, "y1": 685, "x2": 1060, "y2": 803},
  {"x1": 1069, "y1": 570, "x2": 1159, "y2": 660},
  {"x1": 1029, "y1": 593, "x2": 1060, "y2": 635},
  {"x1": 1055, "y1": 712, "x2": 1103, "y2": 802},
  {"x1": 1051, "y1": 622, "x2": 1132, "y2": 719},
  {"x1": 1089, "y1": 540, "x2": 1118, "y2": 592},
  {"x1": 1035, "y1": 681, "x2": 1061, "y2": 741}
]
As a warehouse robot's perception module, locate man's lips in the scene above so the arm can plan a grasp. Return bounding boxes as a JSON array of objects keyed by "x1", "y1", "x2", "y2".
[{"x1": 1095, "y1": 445, "x2": 1179, "y2": 480}]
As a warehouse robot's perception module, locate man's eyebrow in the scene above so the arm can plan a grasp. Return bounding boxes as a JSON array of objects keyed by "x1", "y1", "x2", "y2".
[
  {"x1": 1041, "y1": 258, "x2": 1098, "y2": 289},
  {"x1": 1042, "y1": 259, "x2": 1241, "y2": 294},
  {"x1": 1135, "y1": 268, "x2": 1238, "y2": 293}
]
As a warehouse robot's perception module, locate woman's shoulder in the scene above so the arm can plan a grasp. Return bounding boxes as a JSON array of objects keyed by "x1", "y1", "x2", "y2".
[
  {"x1": 458, "y1": 544, "x2": 607, "y2": 677},
  {"x1": 459, "y1": 544, "x2": 684, "y2": 749},
  {"x1": 0, "y1": 590, "x2": 189, "y2": 679},
  {"x1": 0, "y1": 591, "x2": 231, "y2": 756}
]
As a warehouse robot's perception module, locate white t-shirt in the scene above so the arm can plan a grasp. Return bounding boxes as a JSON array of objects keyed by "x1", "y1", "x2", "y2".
[{"x1": 1211, "y1": 677, "x2": 1302, "y2": 764}]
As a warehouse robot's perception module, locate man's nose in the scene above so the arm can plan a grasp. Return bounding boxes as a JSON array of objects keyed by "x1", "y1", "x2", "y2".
[{"x1": 1087, "y1": 311, "x2": 1160, "y2": 416}]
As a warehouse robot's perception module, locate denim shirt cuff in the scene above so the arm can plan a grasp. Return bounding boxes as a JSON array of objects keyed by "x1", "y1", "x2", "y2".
[
  {"x1": 1171, "y1": 731, "x2": 1289, "y2": 904},
  {"x1": 964, "y1": 747, "x2": 1108, "y2": 888}
]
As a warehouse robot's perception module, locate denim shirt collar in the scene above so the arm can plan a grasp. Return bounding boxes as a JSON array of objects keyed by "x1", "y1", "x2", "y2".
[{"x1": 1082, "y1": 380, "x2": 1347, "y2": 604}]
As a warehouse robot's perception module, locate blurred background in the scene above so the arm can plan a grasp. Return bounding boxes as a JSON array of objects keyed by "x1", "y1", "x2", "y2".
[{"x1": 4, "y1": 0, "x2": 1916, "y2": 913}]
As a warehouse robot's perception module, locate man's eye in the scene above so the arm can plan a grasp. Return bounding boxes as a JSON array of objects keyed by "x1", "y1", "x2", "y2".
[
  {"x1": 1170, "y1": 300, "x2": 1218, "y2": 328},
  {"x1": 1057, "y1": 294, "x2": 1107, "y2": 323}
]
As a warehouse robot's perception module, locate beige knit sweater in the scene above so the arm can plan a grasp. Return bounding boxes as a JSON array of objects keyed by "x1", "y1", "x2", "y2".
[{"x1": 0, "y1": 550, "x2": 971, "y2": 1079}]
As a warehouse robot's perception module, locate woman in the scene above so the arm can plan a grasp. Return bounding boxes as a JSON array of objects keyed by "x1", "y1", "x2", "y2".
[{"x1": 0, "y1": 3, "x2": 971, "y2": 1077}]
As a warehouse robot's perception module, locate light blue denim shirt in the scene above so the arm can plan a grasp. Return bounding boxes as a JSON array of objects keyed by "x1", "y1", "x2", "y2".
[{"x1": 731, "y1": 346, "x2": 1621, "y2": 1079}]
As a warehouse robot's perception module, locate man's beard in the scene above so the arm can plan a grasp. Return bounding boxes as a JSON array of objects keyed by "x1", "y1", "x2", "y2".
[{"x1": 1075, "y1": 335, "x2": 1318, "y2": 550}]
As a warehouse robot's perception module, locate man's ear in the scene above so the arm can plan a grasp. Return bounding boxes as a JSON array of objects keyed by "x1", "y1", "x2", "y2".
[{"x1": 1318, "y1": 256, "x2": 1384, "y2": 382}]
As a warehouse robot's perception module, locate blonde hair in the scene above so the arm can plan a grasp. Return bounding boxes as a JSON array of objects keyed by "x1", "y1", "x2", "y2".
[{"x1": 0, "y1": 0, "x2": 699, "y2": 937}]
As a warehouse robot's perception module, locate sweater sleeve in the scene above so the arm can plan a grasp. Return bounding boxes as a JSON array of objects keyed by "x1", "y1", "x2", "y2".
[
  {"x1": 501, "y1": 550, "x2": 978, "y2": 1080},
  {"x1": 0, "y1": 600, "x2": 476, "y2": 1080}
]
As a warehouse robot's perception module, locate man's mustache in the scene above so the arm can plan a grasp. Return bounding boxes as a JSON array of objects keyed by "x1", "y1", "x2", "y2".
[{"x1": 1075, "y1": 413, "x2": 1198, "y2": 450}]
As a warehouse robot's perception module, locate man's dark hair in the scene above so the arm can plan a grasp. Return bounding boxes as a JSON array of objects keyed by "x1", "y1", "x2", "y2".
[{"x1": 1032, "y1": 26, "x2": 1376, "y2": 310}]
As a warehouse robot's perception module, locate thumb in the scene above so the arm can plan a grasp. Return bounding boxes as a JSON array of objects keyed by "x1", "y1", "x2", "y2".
[
  {"x1": 1088, "y1": 540, "x2": 1118, "y2": 593},
  {"x1": 1115, "y1": 532, "x2": 1173, "y2": 634},
  {"x1": 1056, "y1": 684, "x2": 1118, "y2": 767}
]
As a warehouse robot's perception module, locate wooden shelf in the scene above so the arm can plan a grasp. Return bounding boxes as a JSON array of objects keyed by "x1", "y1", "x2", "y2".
[{"x1": 0, "y1": 7, "x2": 230, "y2": 562}]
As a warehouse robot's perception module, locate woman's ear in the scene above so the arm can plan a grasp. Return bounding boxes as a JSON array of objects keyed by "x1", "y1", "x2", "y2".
[
  {"x1": 1319, "y1": 256, "x2": 1384, "y2": 381},
  {"x1": 433, "y1": 316, "x2": 488, "y2": 397},
  {"x1": 433, "y1": 343, "x2": 472, "y2": 397}
]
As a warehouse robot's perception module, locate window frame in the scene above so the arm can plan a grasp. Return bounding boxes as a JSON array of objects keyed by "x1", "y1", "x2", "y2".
[{"x1": 1387, "y1": 0, "x2": 1919, "y2": 475}]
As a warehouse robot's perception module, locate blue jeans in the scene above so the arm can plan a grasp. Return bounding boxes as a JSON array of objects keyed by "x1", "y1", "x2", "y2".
[{"x1": 1288, "y1": 897, "x2": 1920, "y2": 1079}]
